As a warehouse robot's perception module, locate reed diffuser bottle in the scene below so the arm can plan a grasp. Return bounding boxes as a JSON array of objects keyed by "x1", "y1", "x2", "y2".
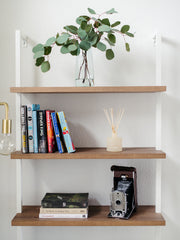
[{"x1": 104, "y1": 108, "x2": 124, "y2": 152}]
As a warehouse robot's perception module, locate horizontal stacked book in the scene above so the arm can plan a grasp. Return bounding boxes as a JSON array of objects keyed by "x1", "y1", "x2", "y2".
[
  {"x1": 20, "y1": 105, "x2": 75, "y2": 154},
  {"x1": 39, "y1": 193, "x2": 89, "y2": 219}
]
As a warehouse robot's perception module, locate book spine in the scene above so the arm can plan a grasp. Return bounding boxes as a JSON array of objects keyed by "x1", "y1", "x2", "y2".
[
  {"x1": 46, "y1": 110, "x2": 56, "y2": 153},
  {"x1": 32, "y1": 111, "x2": 38, "y2": 153},
  {"x1": 51, "y1": 112, "x2": 64, "y2": 153},
  {"x1": 27, "y1": 105, "x2": 33, "y2": 153},
  {"x1": 39, "y1": 213, "x2": 88, "y2": 219},
  {"x1": 40, "y1": 207, "x2": 88, "y2": 214},
  {"x1": 57, "y1": 112, "x2": 75, "y2": 153},
  {"x1": 37, "y1": 110, "x2": 48, "y2": 153},
  {"x1": 21, "y1": 105, "x2": 28, "y2": 153}
]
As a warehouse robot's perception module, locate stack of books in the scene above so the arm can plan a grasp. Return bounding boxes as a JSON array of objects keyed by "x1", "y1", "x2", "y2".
[
  {"x1": 20, "y1": 104, "x2": 75, "y2": 154},
  {"x1": 39, "y1": 193, "x2": 89, "y2": 219}
]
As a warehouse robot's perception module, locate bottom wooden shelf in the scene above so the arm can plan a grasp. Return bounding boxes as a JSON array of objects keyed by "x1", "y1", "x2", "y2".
[{"x1": 11, "y1": 205, "x2": 165, "y2": 226}]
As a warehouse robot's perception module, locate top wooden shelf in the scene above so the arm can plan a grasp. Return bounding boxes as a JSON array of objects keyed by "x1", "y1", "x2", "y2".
[{"x1": 10, "y1": 86, "x2": 167, "y2": 93}]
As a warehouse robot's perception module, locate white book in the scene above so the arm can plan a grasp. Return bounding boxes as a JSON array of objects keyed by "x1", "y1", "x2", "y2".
[
  {"x1": 39, "y1": 213, "x2": 88, "y2": 219},
  {"x1": 39, "y1": 207, "x2": 88, "y2": 214}
]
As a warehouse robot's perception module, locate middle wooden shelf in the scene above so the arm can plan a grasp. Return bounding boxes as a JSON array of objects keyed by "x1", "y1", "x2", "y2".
[{"x1": 11, "y1": 147, "x2": 166, "y2": 159}]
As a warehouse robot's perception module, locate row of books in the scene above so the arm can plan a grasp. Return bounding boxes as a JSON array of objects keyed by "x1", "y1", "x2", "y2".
[
  {"x1": 39, "y1": 193, "x2": 89, "y2": 219},
  {"x1": 21, "y1": 104, "x2": 75, "y2": 154}
]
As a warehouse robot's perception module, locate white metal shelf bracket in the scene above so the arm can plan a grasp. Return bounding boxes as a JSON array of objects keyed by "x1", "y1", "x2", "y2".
[
  {"x1": 15, "y1": 30, "x2": 23, "y2": 240},
  {"x1": 154, "y1": 33, "x2": 162, "y2": 214}
]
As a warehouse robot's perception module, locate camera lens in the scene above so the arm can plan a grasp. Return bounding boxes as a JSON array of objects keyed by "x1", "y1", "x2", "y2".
[{"x1": 116, "y1": 200, "x2": 121, "y2": 205}]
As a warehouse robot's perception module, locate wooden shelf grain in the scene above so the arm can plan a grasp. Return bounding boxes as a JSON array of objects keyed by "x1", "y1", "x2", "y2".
[
  {"x1": 11, "y1": 205, "x2": 165, "y2": 226},
  {"x1": 10, "y1": 86, "x2": 166, "y2": 93},
  {"x1": 11, "y1": 147, "x2": 166, "y2": 159}
]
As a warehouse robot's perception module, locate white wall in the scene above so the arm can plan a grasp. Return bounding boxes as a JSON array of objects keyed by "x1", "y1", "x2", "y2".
[{"x1": 0, "y1": 0, "x2": 179, "y2": 239}]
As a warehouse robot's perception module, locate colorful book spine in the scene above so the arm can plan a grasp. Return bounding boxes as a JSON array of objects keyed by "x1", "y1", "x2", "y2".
[
  {"x1": 46, "y1": 110, "x2": 56, "y2": 153},
  {"x1": 32, "y1": 110, "x2": 38, "y2": 153},
  {"x1": 57, "y1": 111, "x2": 75, "y2": 153},
  {"x1": 51, "y1": 112, "x2": 64, "y2": 153},
  {"x1": 27, "y1": 104, "x2": 40, "y2": 153},
  {"x1": 21, "y1": 105, "x2": 28, "y2": 153},
  {"x1": 39, "y1": 213, "x2": 88, "y2": 218},
  {"x1": 37, "y1": 110, "x2": 48, "y2": 153}
]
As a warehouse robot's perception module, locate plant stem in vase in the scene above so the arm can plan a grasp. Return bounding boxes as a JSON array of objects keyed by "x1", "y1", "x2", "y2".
[{"x1": 75, "y1": 49, "x2": 94, "y2": 87}]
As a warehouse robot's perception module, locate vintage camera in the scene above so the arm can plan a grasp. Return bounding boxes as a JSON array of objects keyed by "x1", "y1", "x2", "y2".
[{"x1": 108, "y1": 166, "x2": 137, "y2": 219}]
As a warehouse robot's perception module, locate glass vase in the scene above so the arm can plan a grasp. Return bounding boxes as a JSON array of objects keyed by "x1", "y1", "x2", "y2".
[{"x1": 75, "y1": 49, "x2": 94, "y2": 87}]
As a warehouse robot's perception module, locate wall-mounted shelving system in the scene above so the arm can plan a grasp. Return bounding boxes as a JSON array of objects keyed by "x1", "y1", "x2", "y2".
[{"x1": 11, "y1": 31, "x2": 166, "y2": 240}]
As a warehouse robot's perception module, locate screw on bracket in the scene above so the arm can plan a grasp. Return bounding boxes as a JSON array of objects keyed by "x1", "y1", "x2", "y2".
[{"x1": 22, "y1": 37, "x2": 28, "y2": 48}]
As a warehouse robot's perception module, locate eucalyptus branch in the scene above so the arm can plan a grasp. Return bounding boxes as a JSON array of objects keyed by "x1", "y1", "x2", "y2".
[{"x1": 32, "y1": 7, "x2": 134, "y2": 72}]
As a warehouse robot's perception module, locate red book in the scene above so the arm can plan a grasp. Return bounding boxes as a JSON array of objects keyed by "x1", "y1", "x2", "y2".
[{"x1": 46, "y1": 110, "x2": 56, "y2": 153}]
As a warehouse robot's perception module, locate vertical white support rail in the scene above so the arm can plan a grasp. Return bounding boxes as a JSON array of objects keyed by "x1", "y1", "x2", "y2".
[
  {"x1": 155, "y1": 33, "x2": 162, "y2": 214},
  {"x1": 15, "y1": 30, "x2": 23, "y2": 240}
]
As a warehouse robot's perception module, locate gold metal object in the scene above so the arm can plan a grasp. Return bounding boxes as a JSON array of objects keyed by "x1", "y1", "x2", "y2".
[
  {"x1": 0, "y1": 102, "x2": 12, "y2": 134},
  {"x1": 2, "y1": 119, "x2": 12, "y2": 134}
]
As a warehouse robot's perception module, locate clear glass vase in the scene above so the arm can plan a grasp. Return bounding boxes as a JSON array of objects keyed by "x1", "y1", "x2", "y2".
[{"x1": 75, "y1": 49, "x2": 94, "y2": 87}]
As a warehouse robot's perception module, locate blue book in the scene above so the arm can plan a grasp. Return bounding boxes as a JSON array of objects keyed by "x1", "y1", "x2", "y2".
[
  {"x1": 51, "y1": 112, "x2": 64, "y2": 153},
  {"x1": 57, "y1": 112, "x2": 75, "y2": 153},
  {"x1": 32, "y1": 110, "x2": 38, "y2": 153}
]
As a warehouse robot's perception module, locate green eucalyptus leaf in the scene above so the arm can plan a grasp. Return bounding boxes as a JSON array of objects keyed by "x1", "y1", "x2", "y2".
[
  {"x1": 35, "y1": 57, "x2": 45, "y2": 66},
  {"x1": 111, "y1": 21, "x2": 121, "y2": 28},
  {"x1": 32, "y1": 44, "x2": 44, "y2": 53},
  {"x1": 97, "y1": 42, "x2": 106, "y2": 51},
  {"x1": 64, "y1": 25, "x2": 78, "y2": 34},
  {"x1": 88, "y1": 30, "x2": 96, "y2": 39},
  {"x1": 81, "y1": 21, "x2": 87, "y2": 30},
  {"x1": 125, "y1": 32, "x2": 134, "y2": 37},
  {"x1": 68, "y1": 44, "x2": 78, "y2": 52},
  {"x1": 85, "y1": 24, "x2": 92, "y2": 33},
  {"x1": 45, "y1": 37, "x2": 56, "y2": 46},
  {"x1": 106, "y1": 49, "x2": 114, "y2": 60},
  {"x1": 104, "y1": 37, "x2": 115, "y2": 46},
  {"x1": 121, "y1": 25, "x2": 130, "y2": 33},
  {"x1": 76, "y1": 16, "x2": 88, "y2": 25},
  {"x1": 41, "y1": 61, "x2": 50, "y2": 72},
  {"x1": 33, "y1": 50, "x2": 44, "y2": 59},
  {"x1": 77, "y1": 28, "x2": 87, "y2": 40},
  {"x1": 56, "y1": 33, "x2": 70, "y2": 44},
  {"x1": 69, "y1": 39, "x2": 78, "y2": 46},
  {"x1": 70, "y1": 46, "x2": 80, "y2": 56},
  {"x1": 98, "y1": 25, "x2": 111, "y2": 32},
  {"x1": 125, "y1": 42, "x2": 130, "y2": 52},
  {"x1": 101, "y1": 18, "x2": 110, "y2": 26},
  {"x1": 80, "y1": 15, "x2": 90, "y2": 21},
  {"x1": 91, "y1": 35, "x2": 98, "y2": 46},
  {"x1": 107, "y1": 33, "x2": 116, "y2": 43},
  {"x1": 87, "y1": 30, "x2": 98, "y2": 45},
  {"x1": 44, "y1": 46, "x2": 52, "y2": 55},
  {"x1": 60, "y1": 46, "x2": 69, "y2": 54},
  {"x1": 92, "y1": 33, "x2": 103, "y2": 47},
  {"x1": 106, "y1": 8, "x2": 118, "y2": 14},
  {"x1": 79, "y1": 40, "x2": 91, "y2": 51},
  {"x1": 87, "y1": 8, "x2": 96, "y2": 14}
]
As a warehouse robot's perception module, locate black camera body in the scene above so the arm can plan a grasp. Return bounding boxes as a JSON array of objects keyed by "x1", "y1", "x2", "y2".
[{"x1": 108, "y1": 166, "x2": 137, "y2": 219}]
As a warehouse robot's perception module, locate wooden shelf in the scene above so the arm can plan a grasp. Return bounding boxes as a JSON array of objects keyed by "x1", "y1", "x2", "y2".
[
  {"x1": 11, "y1": 147, "x2": 166, "y2": 159},
  {"x1": 10, "y1": 86, "x2": 166, "y2": 93},
  {"x1": 11, "y1": 205, "x2": 165, "y2": 226}
]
